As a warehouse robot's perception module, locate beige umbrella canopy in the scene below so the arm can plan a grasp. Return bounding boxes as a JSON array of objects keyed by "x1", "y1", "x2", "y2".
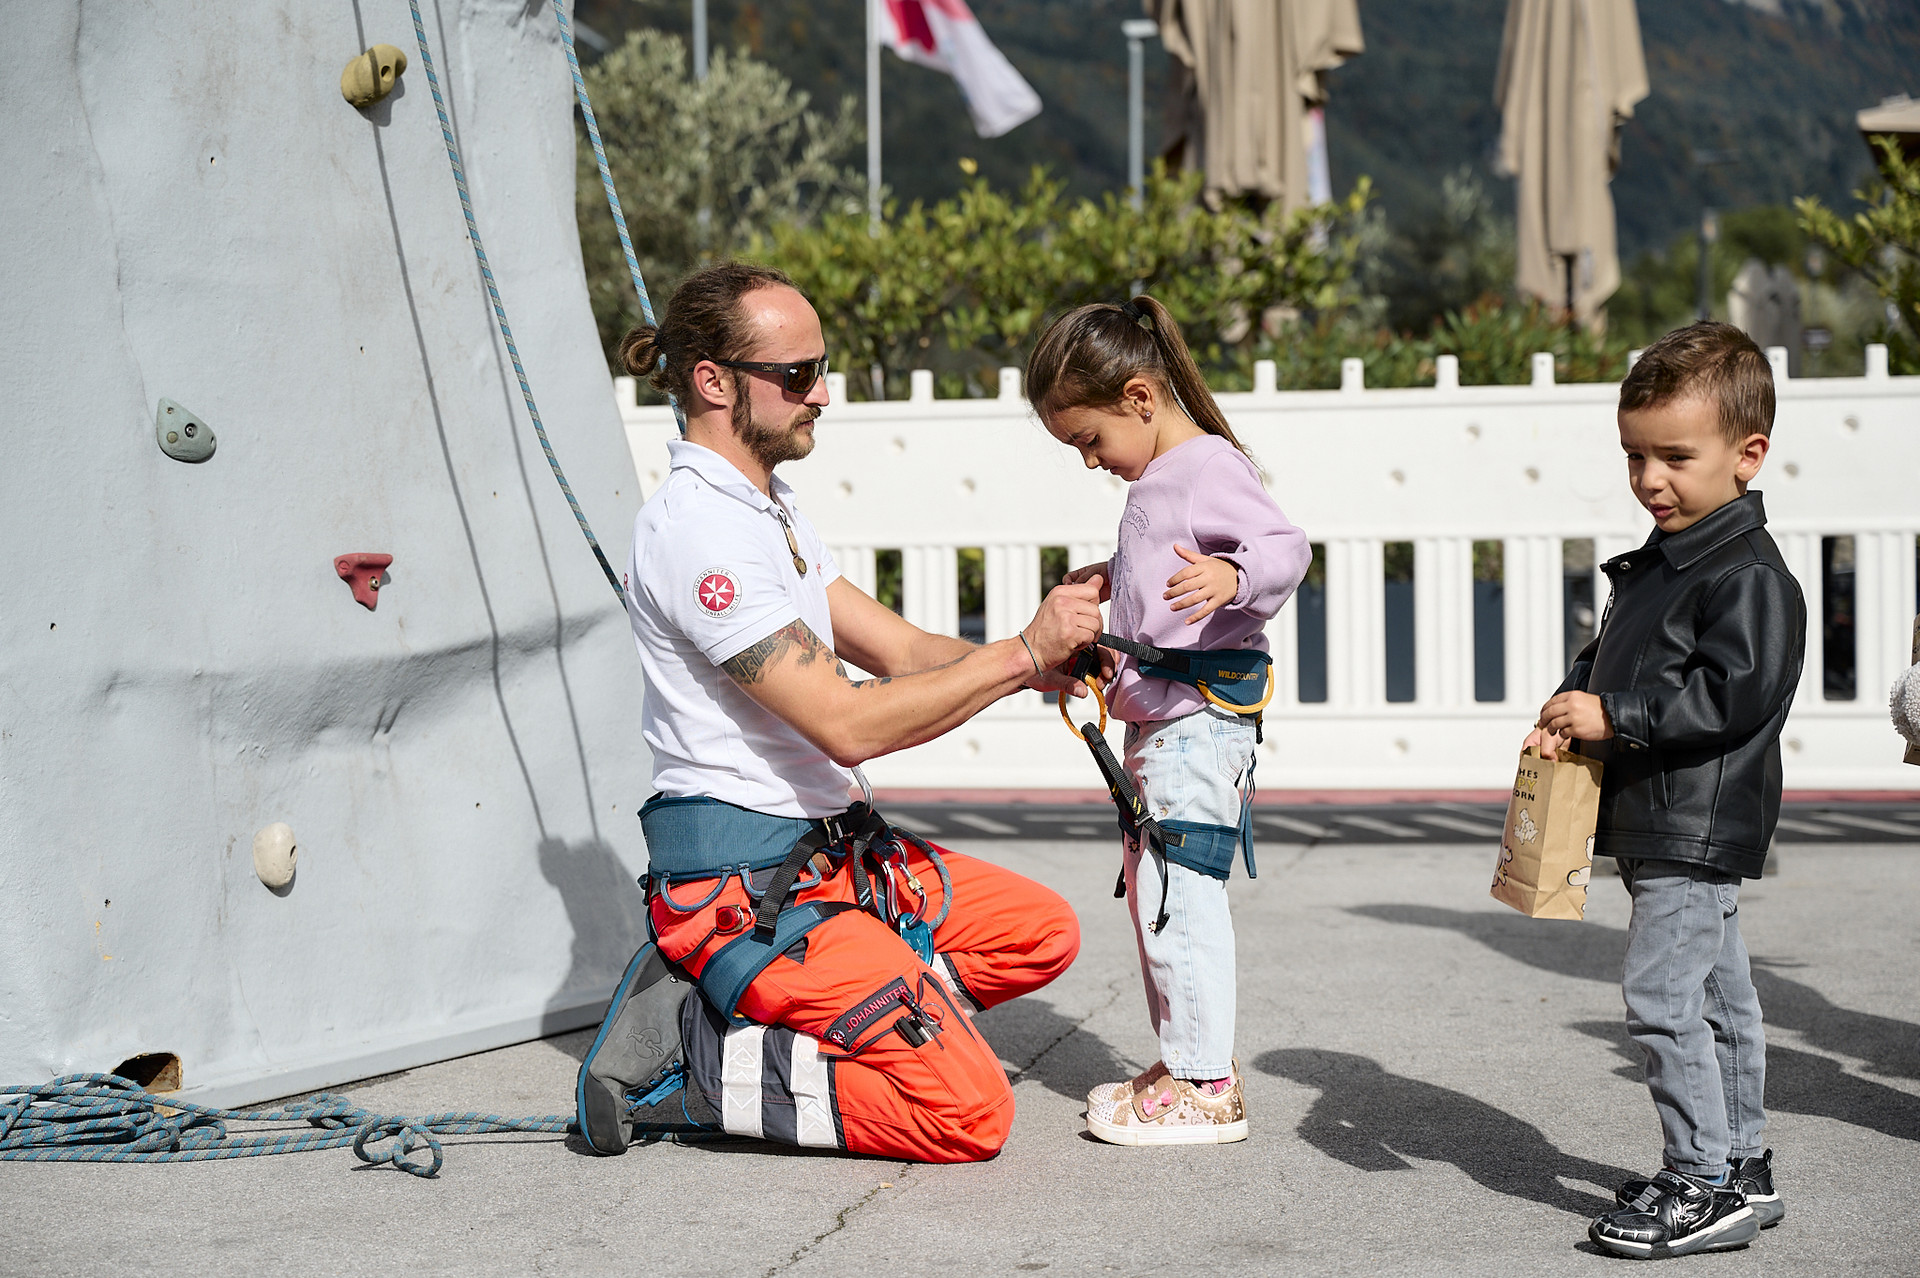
[
  {"x1": 1495, "y1": 0, "x2": 1648, "y2": 325},
  {"x1": 1149, "y1": 0, "x2": 1364, "y2": 213}
]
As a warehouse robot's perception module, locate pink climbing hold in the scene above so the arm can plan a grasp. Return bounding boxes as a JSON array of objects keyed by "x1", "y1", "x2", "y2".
[{"x1": 335, "y1": 553, "x2": 393, "y2": 610}]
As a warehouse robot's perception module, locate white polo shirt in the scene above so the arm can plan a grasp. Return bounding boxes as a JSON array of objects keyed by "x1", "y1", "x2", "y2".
[{"x1": 627, "y1": 440, "x2": 854, "y2": 818}]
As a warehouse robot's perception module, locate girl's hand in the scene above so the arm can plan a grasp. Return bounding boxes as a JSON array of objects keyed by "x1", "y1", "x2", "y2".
[
  {"x1": 1062, "y1": 561, "x2": 1113, "y2": 602},
  {"x1": 1165, "y1": 545, "x2": 1238, "y2": 625}
]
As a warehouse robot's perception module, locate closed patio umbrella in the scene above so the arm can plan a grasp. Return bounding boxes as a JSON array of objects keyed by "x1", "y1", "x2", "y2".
[
  {"x1": 1495, "y1": 0, "x2": 1648, "y2": 326},
  {"x1": 1149, "y1": 0, "x2": 1364, "y2": 212}
]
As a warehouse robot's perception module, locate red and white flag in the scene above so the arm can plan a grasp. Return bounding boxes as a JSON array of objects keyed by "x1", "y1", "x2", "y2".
[{"x1": 879, "y1": 0, "x2": 1041, "y2": 138}]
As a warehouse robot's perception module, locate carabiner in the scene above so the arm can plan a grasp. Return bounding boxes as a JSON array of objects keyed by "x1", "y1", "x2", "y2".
[{"x1": 1058, "y1": 669, "x2": 1108, "y2": 738}]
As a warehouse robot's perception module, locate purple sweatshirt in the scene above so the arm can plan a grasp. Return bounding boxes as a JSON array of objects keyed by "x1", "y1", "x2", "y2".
[{"x1": 1105, "y1": 434, "x2": 1311, "y2": 724}]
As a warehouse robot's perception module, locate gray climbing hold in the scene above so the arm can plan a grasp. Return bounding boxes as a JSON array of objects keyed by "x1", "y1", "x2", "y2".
[{"x1": 155, "y1": 398, "x2": 216, "y2": 463}]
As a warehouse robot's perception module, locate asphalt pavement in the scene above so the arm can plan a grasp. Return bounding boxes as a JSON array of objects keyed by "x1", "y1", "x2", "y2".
[{"x1": 5, "y1": 835, "x2": 1919, "y2": 1277}]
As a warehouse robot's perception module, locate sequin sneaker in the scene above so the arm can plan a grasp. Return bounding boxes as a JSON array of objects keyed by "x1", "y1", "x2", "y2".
[
  {"x1": 1087, "y1": 1061, "x2": 1169, "y2": 1111},
  {"x1": 1086, "y1": 1063, "x2": 1247, "y2": 1146}
]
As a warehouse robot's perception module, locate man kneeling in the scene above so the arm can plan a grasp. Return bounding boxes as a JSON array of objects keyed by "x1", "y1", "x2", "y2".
[{"x1": 577, "y1": 263, "x2": 1102, "y2": 1163}]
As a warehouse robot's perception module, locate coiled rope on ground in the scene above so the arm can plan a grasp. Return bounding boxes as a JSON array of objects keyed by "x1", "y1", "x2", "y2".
[{"x1": 0, "y1": 1074, "x2": 574, "y2": 1179}]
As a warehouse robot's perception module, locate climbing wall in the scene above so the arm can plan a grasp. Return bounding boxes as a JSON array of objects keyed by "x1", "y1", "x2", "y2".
[{"x1": 0, "y1": 0, "x2": 651, "y2": 1105}]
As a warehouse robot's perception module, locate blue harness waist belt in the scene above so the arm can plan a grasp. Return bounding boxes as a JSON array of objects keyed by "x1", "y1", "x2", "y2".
[{"x1": 637, "y1": 793, "x2": 943, "y2": 1023}]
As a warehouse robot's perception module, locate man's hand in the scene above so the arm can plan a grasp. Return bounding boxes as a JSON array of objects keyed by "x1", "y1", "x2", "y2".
[
  {"x1": 1023, "y1": 578, "x2": 1104, "y2": 671},
  {"x1": 1536, "y1": 691, "x2": 1612, "y2": 750},
  {"x1": 1061, "y1": 561, "x2": 1113, "y2": 602},
  {"x1": 1165, "y1": 545, "x2": 1238, "y2": 625}
]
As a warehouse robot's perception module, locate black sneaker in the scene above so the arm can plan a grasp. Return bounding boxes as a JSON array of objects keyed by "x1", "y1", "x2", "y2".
[
  {"x1": 1616, "y1": 1150, "x2": 1784, "y2": 1229},
  {"x1": 1590, "y1": 1169, "x2": 1759, "y2": 1258},
  {"x1": 575, "y1": 942, "x2": 702, "y2": 1154}
]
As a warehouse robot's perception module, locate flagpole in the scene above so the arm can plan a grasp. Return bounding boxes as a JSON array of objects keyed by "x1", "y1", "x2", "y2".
[{"x1": 867, "y1": 0, "x2": 882, "y2": 235}]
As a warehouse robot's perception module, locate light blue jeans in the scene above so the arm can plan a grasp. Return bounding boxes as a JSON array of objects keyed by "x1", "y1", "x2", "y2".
[{"x1": 1119, "y1": 705, "x2": 1255, "y2": 1080}]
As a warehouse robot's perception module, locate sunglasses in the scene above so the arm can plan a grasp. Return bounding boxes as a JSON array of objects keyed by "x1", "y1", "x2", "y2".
[{"x1": 713, "y1": 356, "x2": 830, "y2": 397}]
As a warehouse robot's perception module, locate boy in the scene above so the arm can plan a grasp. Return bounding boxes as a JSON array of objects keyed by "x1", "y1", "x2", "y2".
[{"x1": 1527, "y1": 322, "x2": 1806, "y2": 1259}]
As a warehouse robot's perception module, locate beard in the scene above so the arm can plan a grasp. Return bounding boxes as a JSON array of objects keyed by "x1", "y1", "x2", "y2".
[{"x1": 734, "y1": 392, "x2": 818, "y2": 471}]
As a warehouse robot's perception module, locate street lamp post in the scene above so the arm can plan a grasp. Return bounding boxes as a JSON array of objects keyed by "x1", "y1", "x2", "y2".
[
  {"x1": 692, "y1": 0, "x2": 708, "y2": 80},
  {"x1": 868, "y1": 0, "x2": 883, "y2": 234},
  {"x1": 1122, "y1": 19, "x2": 1157, "y2": 211}
]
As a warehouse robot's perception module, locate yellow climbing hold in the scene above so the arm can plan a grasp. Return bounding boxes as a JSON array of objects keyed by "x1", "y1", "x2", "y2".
[{"x1": 341, "y1": 44, "x2": 407, "y2": 109}]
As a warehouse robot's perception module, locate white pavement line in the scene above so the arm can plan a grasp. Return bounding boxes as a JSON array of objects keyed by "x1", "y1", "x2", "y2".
[
  {"x1": 1335, "y1": 814, "x2": 1424, "y2": 838},
  {"x1": 1773, "y1": 817, "x2": 1846, "y2": 837},
  {"x1": 1064, "y1": 826, "x2": 1101, "y2": 837},
  {"x1": 1024, "y1": 812, "x2": 1119, "y2": 821},
  {"x1": 949, "y1": 812, "x2": 1020, "y2": 835},
  {"x1": 1814, "y1": 812, "x2": 1920, "y2": 837},
  {"x1": 1413, "y1": 813, "x2": 1504, "y2": 838},
  {"x1": 1257, "y1": 814, "x2": 1335, "y2": 837},
  {"x1": 887, "y1": 812, "x2": 943, "y2": 834}
]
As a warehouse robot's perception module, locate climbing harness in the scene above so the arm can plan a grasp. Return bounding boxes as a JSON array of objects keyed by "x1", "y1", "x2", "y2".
[
  {"x1": 0, "y1": 1073, "x2": 572, "y2": 1178},
  {"x1": 639, "y1": 775, "x2": 952, "y2": 1027},
  {"x1": 1058, "y1": 634, "x2": 1271, "y2": 933}
]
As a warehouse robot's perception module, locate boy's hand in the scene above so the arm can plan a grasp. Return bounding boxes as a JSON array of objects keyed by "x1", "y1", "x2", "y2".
[
  {"x1": 1061, "y1": 561, "x2": 1112, "y2": 603},
  {"x1": 1536, "y1": 692, "x2": 1612, "y2": 746},
  {"x1": 1523, "y1": 726, "x2": 1570, "y2": 761},
  {"x1": 1165, "y1": 545, "x2": 1239, "y2": 625}
]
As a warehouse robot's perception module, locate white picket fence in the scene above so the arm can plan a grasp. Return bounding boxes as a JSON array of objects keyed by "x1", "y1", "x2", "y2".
[{"x1": 619, "y1": 348, "x2": 1920, "y2": 793}]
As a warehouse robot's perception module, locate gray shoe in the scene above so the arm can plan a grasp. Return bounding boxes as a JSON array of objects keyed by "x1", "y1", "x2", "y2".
[{"x1": 575, "y1": 942, "x2": 703, "y2": 1154}]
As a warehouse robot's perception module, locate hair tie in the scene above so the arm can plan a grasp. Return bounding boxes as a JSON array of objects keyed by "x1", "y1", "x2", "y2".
[{"x1": 1119, "y1": 298, "x2": 1151, "y2": 328}]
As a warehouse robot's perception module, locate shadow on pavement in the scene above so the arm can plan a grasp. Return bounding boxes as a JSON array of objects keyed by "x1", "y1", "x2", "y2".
[
  {"x1": 1571, "y1": 1019, "x2": 1920, "y2": 1145},
  {"x1": 1348, "y1": 904, "x2": 1920, "y2": 1080},
  {"x1": 1254, "y1": 1048, "x2": 1633, "y2": 1216},
  {"x1": 976, "y1": 997, "x2": 1138, "y2": 1105}
]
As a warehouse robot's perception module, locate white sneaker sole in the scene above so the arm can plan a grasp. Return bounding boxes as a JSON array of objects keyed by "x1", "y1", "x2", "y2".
[
  {"x1": 1589, "y1": 1205, "x2": 1759, "y2": 1258},
  {"x1": 1086, "y1": 1113, "x2": 1249, "y2": 1146}
]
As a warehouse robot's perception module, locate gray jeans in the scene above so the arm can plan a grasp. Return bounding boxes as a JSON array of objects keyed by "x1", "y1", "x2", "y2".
[{"x1": 1619, "y1": 859, "x2": 1768, "y2": 1179}]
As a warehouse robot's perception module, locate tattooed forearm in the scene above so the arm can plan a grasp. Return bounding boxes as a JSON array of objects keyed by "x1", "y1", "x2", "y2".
[
  {"x1": 721, "y1": 620, "x2": 831, "y2": 686},
  {"x1": 722, "y1": 623, "x2": 966, "y2": 691}
]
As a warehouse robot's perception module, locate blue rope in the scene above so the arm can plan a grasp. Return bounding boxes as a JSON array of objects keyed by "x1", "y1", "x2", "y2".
[
  {"x1": 550, "y1": 1, "x2": 686, "y2": 435},
  {"x1": 406, "y1": 0, "x2": 627, "y2": 605},
  {"x1": 0, "y1": 1074, "x2": 573, "y2": 1179}
]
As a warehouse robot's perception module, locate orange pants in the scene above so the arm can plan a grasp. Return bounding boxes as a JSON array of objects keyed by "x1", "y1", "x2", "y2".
[{"x1": 650, "y1": 842, "x2": 1079, "y2": 1163}]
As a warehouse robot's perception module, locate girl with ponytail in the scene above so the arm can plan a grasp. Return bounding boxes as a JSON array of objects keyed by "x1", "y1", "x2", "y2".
[{"x1": 1025, "y1": 295, "x2": 1311, "y2": 1146}]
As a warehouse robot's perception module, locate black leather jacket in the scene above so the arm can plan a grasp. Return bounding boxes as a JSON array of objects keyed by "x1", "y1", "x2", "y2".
[{"x1": 1558, "y1": 492, "x2": 1805, "y2": 878}]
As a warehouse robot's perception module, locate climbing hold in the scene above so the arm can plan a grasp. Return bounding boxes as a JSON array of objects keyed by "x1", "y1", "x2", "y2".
[
  {"x1": 154, "y1": 399, "x2": 216, "y2": 463},
  {"x1": 335, "y1": 553, "x2": 393, "y2": 610},
  {"x1": 252, "y1": 823, "x2": 297, "y2": 890},
  {"x1": 341, "y1": 44, "x2": 407, "y2": 108}
]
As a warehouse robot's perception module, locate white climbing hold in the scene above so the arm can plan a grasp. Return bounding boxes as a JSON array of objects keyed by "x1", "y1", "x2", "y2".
[{"x1": 252, "y1": 823, "x2": 297, "y2": 889}]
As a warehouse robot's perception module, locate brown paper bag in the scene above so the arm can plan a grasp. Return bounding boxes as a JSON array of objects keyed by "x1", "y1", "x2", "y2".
[{"x1": 1491, "y1": 746, "x2": 1605, "y2": 920}]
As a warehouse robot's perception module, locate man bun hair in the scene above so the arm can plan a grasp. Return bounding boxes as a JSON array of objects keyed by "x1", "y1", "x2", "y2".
[
  {"x1": 618, "y1": 261, "x2": 798, "y2": 403},
  {"x1": 1619, "y1": 320, "x2": 1775, "y2": 442},
  {"x1": 1025, "y1": 294, "x2": 1250, "y2": 456}
]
